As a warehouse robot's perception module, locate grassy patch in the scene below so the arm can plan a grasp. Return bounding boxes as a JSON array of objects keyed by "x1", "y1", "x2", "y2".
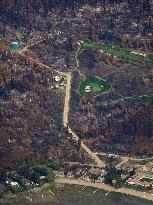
[
  {"x1": 80, "y1": 41, "x2": 153, "y2": 64},
  {"x1": 95, "y1": 104, "x2": 112, "y2": 112},
  {"x1": 69, "y1": 51, "x2": 77, "y2": 69},
  {"x1": 124, "y1": 183, "x2": 152, "y2": 191},
  {"x1": 133, "y1": 95, "x2": 153, "y2": 103},
  {"x1": 79, "y1": 75, "x2": 111, "y2": 96},
  {"x1": 90, "y1": 83, "x2": 102, "y2": 92},
  {"x1": 140, "y1": 177, "x2": 153, "y2": 183}
]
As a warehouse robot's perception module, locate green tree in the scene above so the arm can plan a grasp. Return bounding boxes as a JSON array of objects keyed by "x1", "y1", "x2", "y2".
[
  {"x1": 47, "y1": 171, "x2": 55, "y2": 182},
  {"x1": 90, "y1": 173, "x2": 98, "y2": 183},
  {"x1": 33, "y1": 165, "x2": 49, "y2": 176},
  {"x1": 17, "y1": 159, "x2": 30, "y2": 178},
  {"x1": 129, "y1": 167, "x2": 136, "y2": 177},
  {"x1": 30, "y1": 172, "x2": 40, "y2": 183},
  {"x1": 115, "y1": 176, "x2": 122, "y2": 188},
  {"x1": 77, "y1": 138, "x2": 81, "y2": 151},
  {"x1": 0, "y1": 170, "x2": 7, "y2": 182},
  {"x1": 64, "y1": 163, "x2": 71, "y2": 176},
  {"x1": 104, "y1": 167, "x2": 123, "y2": 188}
]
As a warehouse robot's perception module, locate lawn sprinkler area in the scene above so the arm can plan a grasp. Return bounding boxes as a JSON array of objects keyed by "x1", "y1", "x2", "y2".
[
  {"x1": 79, "y1": 75, "x2": 111, "y2": 96},
  {"x1": 80, "y1": 40, "x2": 153, "y2": 64}
]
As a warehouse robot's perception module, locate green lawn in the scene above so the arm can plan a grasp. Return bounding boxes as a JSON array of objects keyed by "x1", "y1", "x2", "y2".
[
  {"x1": 129, "y1": 94, "x2": 153, "y2": 104},
  {"x1": 124, "y1": 183, "x2": 152, "y2": 192},
  {"x1": 135, "y1": 95, "x2": 153, "y2": 103},
  {"x1": 80, "y1": 40, "x2": 153, "y2": 64},
  {"x1": 69, "y1": 51, "x2": 77, "y2": 69},
  {"x1": 140, "y1": 177, "x2": 153, "y2": 183},
  {"x1": 90, "y1": 83, "x2": 102, "y2": 92},
  {"x1": 79, "y1": 75, "x2": 111, "y2": 96}
]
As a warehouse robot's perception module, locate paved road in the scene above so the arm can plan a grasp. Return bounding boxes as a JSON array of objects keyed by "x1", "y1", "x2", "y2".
[{"x1": 56, "y1": 178, "x2": 153, "y2": 202}]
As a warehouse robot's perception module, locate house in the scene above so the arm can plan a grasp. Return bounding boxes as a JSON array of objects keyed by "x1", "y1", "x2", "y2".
[
  {"x1": 40, "y1": 176, "x2": 46, "y2": 180},
  {"x1": 126, "y1": 174, "x2": 153, "y2": 188},
  {"x1": 85, "y1": 85, "x2": 92, "y2": 93},
  {"x1": 10, "y1": 182, "x2": 19, "y2": 187},
  {"x1": 54, "y1": 76, "x2": 61, "y2": 82}
]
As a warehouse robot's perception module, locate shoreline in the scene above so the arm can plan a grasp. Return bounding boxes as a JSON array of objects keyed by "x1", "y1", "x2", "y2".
[{"x1": 56, "y1": 177, "x2": 153, "y2": 202}]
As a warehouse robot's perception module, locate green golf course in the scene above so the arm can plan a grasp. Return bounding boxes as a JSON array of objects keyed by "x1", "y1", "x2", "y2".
[{"x1": 80, "y1": 40, "x2": 153, "y2": 63}]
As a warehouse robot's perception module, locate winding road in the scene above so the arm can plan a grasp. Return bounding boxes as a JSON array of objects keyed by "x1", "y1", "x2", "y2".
[
  {"x1": 19, "y1": 41, "x2": 105, "y2": 168},
  {"x1": 19, "y1": 40, "x2": 153, "y2": 167},
  {"x1": 18, "y1": 39, "x2": 153, "y2": 202}
]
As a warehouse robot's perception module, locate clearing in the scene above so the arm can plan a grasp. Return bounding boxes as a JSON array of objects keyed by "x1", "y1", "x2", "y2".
[
  {"x1": 80, "y1": 40, "x2": 153, "y2": 64},
  {"x1": 79, "y1": 75, "x2": 111, "y2": 96}
]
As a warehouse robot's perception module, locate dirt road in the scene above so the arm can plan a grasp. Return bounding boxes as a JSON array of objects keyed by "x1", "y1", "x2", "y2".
[
  {"x1": 62, "y1": 71, "x2": 105, "y2": 167},
  {"x1": 116, "y1": 156, "x2": 129, "y2": 168},
  {"x1": 20, "y1": 47, "x2": 105, "y2": 167},
  {"x1": 63, "y1": 73, "x2": 71, "y2": 126},
  {"x1": 18, "y1": 39, "x2": 153, "y2": 203},
  {"x1": 20, "y1": 53, "x2": 66, "y2": 77},
  {"x1": 67, "y1": 127, "x2": 105, "y2": 167},
  {"x1": 19, "y1": 40, "x2": 153, "y2": 169},
  {"x1": 19, "y1": 34, "x2": 53, "y2": 54},
  {"x1": 20, "y1": 55, "x2": 104, "y2": 167},
  {"x1": 56, "y1": 178, "x2": 153, "y2": 202},
  {"x1": 116, "y1": 156, "x2": 153, "y2": 168}
]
